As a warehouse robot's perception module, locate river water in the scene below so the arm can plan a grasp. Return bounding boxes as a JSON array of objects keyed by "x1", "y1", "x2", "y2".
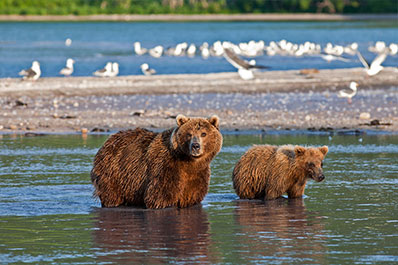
[
  {"x1": 0, "y1": 133, "x2": 397, "y2": 264},
  {"x1": 0, "y1": 21, "x2": 397, "y2": 78}
]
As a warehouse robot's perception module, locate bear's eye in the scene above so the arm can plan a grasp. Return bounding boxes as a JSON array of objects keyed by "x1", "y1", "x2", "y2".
[
  {"x1": 186, "y1": 133, "x2": 192, "y2": 138},
  {"x1": 201, "y1": 132, "x2": 207, "y2": 137},
  {"x1": 308, "y1": 162, "x2": 315, "y2": 168}
]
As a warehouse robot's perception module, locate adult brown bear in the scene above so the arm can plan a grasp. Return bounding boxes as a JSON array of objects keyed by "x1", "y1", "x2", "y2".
[{"x1": 91, "y1": 114, "x2": 222, "y2": 209}]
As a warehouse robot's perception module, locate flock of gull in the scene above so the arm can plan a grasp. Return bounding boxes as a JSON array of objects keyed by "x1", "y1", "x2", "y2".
[{"x1": 18, "y1": 39, "x2": 397, "y2": 103}]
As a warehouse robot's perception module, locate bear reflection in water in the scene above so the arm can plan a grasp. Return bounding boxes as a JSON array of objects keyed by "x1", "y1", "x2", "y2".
[
  {"x1": 92, "y1": 205, "x2": 219, "y2": 264},
  {"x1": 234, "y1": 198, "x2": 327, "y2": 263}
]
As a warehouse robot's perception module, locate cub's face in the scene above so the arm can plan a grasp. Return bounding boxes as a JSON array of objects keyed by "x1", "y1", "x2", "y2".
[
  {"x1": 174, "y1": 114, "x2": 222, "y2": 158},
  {"x1": 295, "y1": 146, "x2": 328, "y2": 182}
]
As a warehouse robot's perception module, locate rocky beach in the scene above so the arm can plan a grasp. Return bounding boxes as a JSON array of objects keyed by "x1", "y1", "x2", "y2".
[{"x1": 0, "y1": 67, "x2": 397, "y2": 134}]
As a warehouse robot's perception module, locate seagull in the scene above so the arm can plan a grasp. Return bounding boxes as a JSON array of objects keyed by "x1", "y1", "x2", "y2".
[
  {"x1": 65, "y1": 38, "x2": 72, "y2": 46},
  {"x1": 200, "y1": 42, "x2": 210, "y2": 59},
  {"x1": 134, "y1": 41, "x2": 147, "y2": 56},
  {"x1": 338, "y1": 81, "x2": 358, "y2": 104},
  {"x1": 18, "y1": 61, "x2": 41, "y2": 80},
  {"x1": 109, "y1": 62, "x2": 119, "y2": 77},
  {"x1": 357, "y1": 50, "x2": 388, "y2": 76},
  {"x1": 59, "y1": 58, "x2": 75, "y2": 76},
  {"x1": 223, "y1": 47, "x2": 268, "y2": 80},
  {"x1": 320, "y1": 53, "x2": 351, "y2": 63},
  {"x1": 149, "y1": 45, "x2": 163, "y2": 58},
  {"x1": 140, "y1": 63, "x2": 156, "y2": 76},
  {"x1": 93, "y1": 62, "x2": 112, "y2": 77}
]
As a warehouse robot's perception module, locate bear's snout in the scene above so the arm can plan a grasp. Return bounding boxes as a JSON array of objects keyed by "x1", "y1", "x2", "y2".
[
  {"x1": 190, "y1": 138, "x2": 203, "y2": 157},
  {"x1": 191, "y1": 142, "x2": 200, "y2": 150},
  {"x1": 317, "y1": 174, "x2": 325, "y2": 182}
]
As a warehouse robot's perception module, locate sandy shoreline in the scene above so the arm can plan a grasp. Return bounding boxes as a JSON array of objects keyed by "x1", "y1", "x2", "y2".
[
  {"x1": 0, "y1": 13, "x2": 396, "y2": 22},
  {"x1": 1, "y1": 67, "x2": 398, "y2": 134}
]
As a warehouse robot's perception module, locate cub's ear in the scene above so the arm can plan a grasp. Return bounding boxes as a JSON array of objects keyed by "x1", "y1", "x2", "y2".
[
  {"x1": 176, "y1": 114, "x2": 190, "y2": 127},
  {"x1": 208, "y1": 115, "x2": 220, "y2": 130},
  {"x1": 319, "y1": 146, "x2": 328, "y2": 156},
  {"x1": 294, "y1": 146, "x2": 306, "y2": 157}
]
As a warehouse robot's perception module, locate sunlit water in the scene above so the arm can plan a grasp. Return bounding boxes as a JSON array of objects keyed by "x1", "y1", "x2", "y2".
[
  {"x1": 0, "y1": 21, "x2": 397, "y2": 78},
  {"x1": 0, "y1": 133, "x2": 397, "y2": 264}
]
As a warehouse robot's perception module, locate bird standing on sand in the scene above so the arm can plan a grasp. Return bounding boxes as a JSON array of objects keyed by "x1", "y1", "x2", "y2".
[
  {"x1": 93, "y1": 62, "x2": 112, "y2": 77},
  {"x1": 223, "y1": 47, "x2": 268, "y2": 80},
  {"x1": 140, "y1": 63, "x2": 156, "y2": 76},
  {"x1": 338, "y1": 81, "x2": 358, "y2": 104},
  {"x1": 356, "y1": 50, "x2": 388, "y2": 76},
  {"x1": 19, "y1": 61, "x2": 41, "y2": 80},
  {"x1": 59, "y1": 58, "x2": 75, "y2": 76}
]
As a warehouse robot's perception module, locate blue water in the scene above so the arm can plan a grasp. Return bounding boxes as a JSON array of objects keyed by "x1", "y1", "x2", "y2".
[
  {"x1": 1, "y1": 133, "x2": 398, "y2": 264},
  {"x1": 0, "y1": 21, "x2": 397, "y2": 78}
]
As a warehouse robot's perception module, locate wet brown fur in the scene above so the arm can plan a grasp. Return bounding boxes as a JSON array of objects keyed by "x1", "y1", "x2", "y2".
[
  {"x1": 232, "y1": 145, "x2": 328, "y2": 200},
  {"x1": 91, "y1": 115, "x2": 222, "y2": 209}
]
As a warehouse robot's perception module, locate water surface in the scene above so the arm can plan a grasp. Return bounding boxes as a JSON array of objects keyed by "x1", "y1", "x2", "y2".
[
  {"x1": 0, "y1": 21, "x2": 397, "y2": 77},
  {"x1": 0, "y1": 133, "x2": 397, "y2": 264}
]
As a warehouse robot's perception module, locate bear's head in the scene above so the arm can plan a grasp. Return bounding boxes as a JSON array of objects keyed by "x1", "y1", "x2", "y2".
[
  {"x1": 171, "y1": 114, "x2": 222, "y2": 159},
  {"x1": 294, "y1": 145, "x2": 328, "y2": 182}
]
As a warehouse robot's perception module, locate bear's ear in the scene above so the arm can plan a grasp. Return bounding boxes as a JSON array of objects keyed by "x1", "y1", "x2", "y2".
[
  {"x1": 319, "y1": 146, "x2": 328, "y2": 156},
  {"x1": 294, "y1": 146, "x2": 306, "y2": 157},
  {"x1": 176, "y1": 114, "x2": 190, "y2": 127},
  {"x1": 208, "y1": 115, "x2": 220, "y2": 129}
]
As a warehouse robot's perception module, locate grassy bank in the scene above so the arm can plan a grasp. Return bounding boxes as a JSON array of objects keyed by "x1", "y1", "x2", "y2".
[{"x1": 0, "y1": 0, "x2": 396, "y2": 16}]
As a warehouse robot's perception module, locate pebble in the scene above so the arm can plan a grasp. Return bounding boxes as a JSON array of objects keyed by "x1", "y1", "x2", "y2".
[{"x1": 9, "y1": 124, "x2": 18, "y2": 130}]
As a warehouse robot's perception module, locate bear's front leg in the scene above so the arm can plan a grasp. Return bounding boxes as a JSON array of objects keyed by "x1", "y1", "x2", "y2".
[{"x1": 287, "y1": 181, "x2": 306, "y2": 198}]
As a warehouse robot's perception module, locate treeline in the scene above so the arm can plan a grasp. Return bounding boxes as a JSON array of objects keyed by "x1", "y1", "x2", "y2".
[{"x1": 0, "y1": 0, "x2": 396, "y2": 15}]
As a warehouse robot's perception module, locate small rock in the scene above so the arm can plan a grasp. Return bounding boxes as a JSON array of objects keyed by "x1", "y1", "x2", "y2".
[
  {"x1": 370, "y1": 119, "x2": 380, "y2": 126},
  {"x1": 26, "y1": 126, "x2": 36, "y2": 131},
  {"x1": 359, "y1": 112, "x2": 371, "y2": 120},
  {"x1": 15, "y1": 99, "x2": 27, "y2": 107},
  {"x1": 73, "y1": 102, "x2": 79, "y2": 107},
  {"x1": 9, "y1": 124, "x2": 18, "y2": 130},
  {"x1": 0, "y1": 125, "x2": 3, "y2": 130},
  {"x1": 305, "y1": 115, "x2": 311, "y2": 121},
  {"x1": 130, "y1": 110, "x2": 145, "y2": 117}
]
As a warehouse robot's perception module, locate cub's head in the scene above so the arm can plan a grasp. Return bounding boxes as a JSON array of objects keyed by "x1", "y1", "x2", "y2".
[
  {"x1": 171, "y1": 114, "x2": 222, "y2": 159},
  {"x1": 294, "y1": 145, "x2": 328, "y2": 182}
]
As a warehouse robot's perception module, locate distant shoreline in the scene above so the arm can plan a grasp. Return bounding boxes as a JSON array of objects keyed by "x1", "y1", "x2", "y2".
[{"x1": 0, "y1": 13, "x2": 396, "y2": 22}]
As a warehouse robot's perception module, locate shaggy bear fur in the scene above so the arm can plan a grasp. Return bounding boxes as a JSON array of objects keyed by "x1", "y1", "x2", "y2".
[
  {"x1": 232, "y1": 145, "x2": 328, "y2": 200},
  {"x1": 91, "y1": 114, "x2": 222, "y2": 209}
]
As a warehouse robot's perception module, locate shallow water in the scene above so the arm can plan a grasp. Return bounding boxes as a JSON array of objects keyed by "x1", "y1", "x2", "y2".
[
  {"x1": 0, "y1": 21, "x2": 397, "y2": 78},
  {"x1": 0, "y1": 133, "x2": 397, "y2": 264}
]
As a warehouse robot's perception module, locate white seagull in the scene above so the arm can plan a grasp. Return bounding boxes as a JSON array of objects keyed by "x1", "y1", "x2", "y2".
[
  {"x1": 134, "y1": 42, "x2": 147, "y2": 56},
  {"x1": 140, "y1": 63, "x2": 156, "y2": 76},
  {"x1": 65, "y1": 38, "x2": 72, "y2": 46},
  {"x1": 356, "y1": 50, "x2": 388, "y2": 76},
  {"x1": 93, "y1": 62, "x2": 112, "y2": 77},
  {"x1": 19, "y1": 61, "x2": 41, "y2": 80},
  {"x1": 338, "y1": 81, "x2": 358, "y2": 104},
  {"x1": 109, "y1": 62, "x2": 119, "y2": 77},
  {"x1": 223, "y1": 47, "x2": 268, "y2": 80},
  {"x1": 59, "y1": 58, "x2": 75, "y2": 76}
]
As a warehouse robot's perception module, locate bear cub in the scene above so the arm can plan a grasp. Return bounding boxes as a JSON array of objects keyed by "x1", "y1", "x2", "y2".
[
  {"x1": 232, "y1": 145, "x2": 328, "y2": 200},
  {"x1": 91, "y1": 114, "x2": 222, "y2": 209}
]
